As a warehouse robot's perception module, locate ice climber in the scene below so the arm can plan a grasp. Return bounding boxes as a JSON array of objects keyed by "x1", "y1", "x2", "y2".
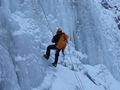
[{"x1": 43, "y1": 28, "x2": 69, "y2": 67}]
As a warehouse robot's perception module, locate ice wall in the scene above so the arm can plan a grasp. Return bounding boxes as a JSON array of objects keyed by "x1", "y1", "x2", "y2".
[
  {"x1": 73, "y1": 0, "x2": 120, "y2": 81},
  {"x1": 0, "y1": 0, "x2": 47, "y2": 90},
  {"x1": 0, "y1": 0, "x2": 76, "y2": 90},
  {"x1": 33, "y1": 0, "x2": 120, "y2": 81},
  {"x1": 0, "y1": 0, "x2": 120, "y2": 90}
]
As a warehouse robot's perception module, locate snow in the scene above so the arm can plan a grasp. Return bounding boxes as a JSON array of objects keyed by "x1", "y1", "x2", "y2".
[
  {"x1": 32, "y1": 64, "x2": 120, "y2": 90},
  {"x1": 0, "y1": 0, "x2": 120, "y2": 90}
]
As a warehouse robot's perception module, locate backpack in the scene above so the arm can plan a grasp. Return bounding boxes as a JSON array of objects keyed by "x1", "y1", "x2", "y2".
[{"x1": 56, "y1": 33, "x2": 69, "y2": 49}]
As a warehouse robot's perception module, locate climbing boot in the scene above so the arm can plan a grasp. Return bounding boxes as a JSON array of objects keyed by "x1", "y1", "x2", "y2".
[
  {"x1": 43, "y1": 54, "x2": 49, "y2": 60},
  {"x1": 52, "y1": 62, "x2": 57, "y2": 67}
]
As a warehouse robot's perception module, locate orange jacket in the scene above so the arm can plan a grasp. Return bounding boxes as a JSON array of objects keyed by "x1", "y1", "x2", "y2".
[{"x1": 56, "y1": 33, "x2": 69, "y2": 49}]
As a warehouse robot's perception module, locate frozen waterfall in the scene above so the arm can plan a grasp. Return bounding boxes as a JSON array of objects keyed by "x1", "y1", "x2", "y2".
[{"x1": 0, "y1": 0, "x2": 120, "y2": 90}]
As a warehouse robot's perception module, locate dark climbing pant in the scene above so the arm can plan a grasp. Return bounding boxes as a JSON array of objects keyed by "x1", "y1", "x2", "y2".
[{"x1": 46, "y1": 45, "x2": 61, "y2": 64}]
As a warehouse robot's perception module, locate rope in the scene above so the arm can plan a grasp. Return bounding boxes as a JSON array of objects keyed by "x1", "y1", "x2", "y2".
[
  {"x1": 68, "y1": 44, "x2": 85, "y2": 90},
  {"x1": 39, "y1": 1, "x2": 54, "y2": 35},
  {"x1": 39, "y1": 0, "x2": 68, "y2": 63},
  {"x1": 39, "y1": 1, "x2": 84, "y2": 90}
]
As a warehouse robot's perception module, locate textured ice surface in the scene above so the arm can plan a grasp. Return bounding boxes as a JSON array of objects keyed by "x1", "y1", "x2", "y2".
[{"x1": 0, "y1": 0, "x2": 120, "y2": 90}]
